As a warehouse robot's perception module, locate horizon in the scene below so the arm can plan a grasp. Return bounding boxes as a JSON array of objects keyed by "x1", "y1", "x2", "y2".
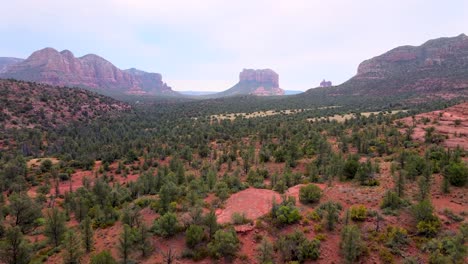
[{"x1": 1, "y1": 1, "x2": 467, "y2": 92}]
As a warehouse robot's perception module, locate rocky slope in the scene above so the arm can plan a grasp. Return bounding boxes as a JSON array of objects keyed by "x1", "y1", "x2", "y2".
[
  {"x1": 0, "y1": 48, "x2": 178, "y2": 96},
  {"x1": 212, "y1": 69, "x2": 285, "y2": 97},
  {"x1": 305, "y1": 34, "x2": 468, "y2": 101},
  {"x1": 0, "y1": 57, "x2": 24, "y2": 73},
  {"x1": 0, "y1": 79, "x2": 130, "y2": 130}
]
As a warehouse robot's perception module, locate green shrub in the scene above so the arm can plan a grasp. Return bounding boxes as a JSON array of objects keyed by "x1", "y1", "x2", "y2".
[
  {"x1": 350, "y1": 205, "x2": 367, "y2": 221},
  {"x1": 186, "y1": 224, "x2": 204, "y2": 249},
  {"x1": 231, "y1": 212, "x2": 251, "y2": 225},
  {"x1": 299, "y1": 184, "x2": 322, "y2": 204},
  {"x1": 381, "y1": 191, "x2": 403, "y2": 211},
  {"x1": 444, "y1": 162, "x2": 468, "y2": 187},
  {"x1": 275, "y1": 230, "x2": 321, "y2": 262},
  {"x1": 208, "y1": 228, "x2": 240, "y2": 259},
  {"x1": 152, "y1": 212, "x2": 180, "y2": 237},
  {"x1": 271, "y1": 197, "x2": 301, "y2": 226},
  {"x1": 416, "y1": 220, "x2": 441, "y2": 237}
]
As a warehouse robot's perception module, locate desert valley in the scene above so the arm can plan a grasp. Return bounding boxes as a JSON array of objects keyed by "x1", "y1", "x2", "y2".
[{"x1": 0, "y1": 2, "x2": 467, "y2": 264}]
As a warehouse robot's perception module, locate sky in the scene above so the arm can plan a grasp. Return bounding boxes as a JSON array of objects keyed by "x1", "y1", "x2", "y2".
[{"x1": 1, "y1": 1, "x2": 467, "y2": 92}]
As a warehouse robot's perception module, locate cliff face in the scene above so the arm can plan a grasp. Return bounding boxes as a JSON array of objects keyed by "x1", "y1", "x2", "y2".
[
  {"x1": 239, "y1": 69, "x2": 279, "y2": 87},
  {"x1": 355, "y1": 34, "x2": 468, "y2": 80},
  {"x1": 0, "y1": 48, "x2": 178, "y2": 96},
  {"x1": 214, "y1": 69, "x2": 285, "y2": 97},
  {"x1": 304, "y1": 34, "x2": 468, "y2": 100},
  {"x1": 0, "y1": 57, "x2": 24, "y2": 73}
]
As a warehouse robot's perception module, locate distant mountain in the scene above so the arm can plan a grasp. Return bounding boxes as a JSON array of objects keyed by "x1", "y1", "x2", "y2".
[
  {"x1": 0, "y1": 79, "x2": 130, "y2": 131},
  {"x1": 284, "y1": 90, "x2": 303, "y2": 95},
  {"x1": 211, "y1": 69, "x2": 285, "y2": 98},
  {"x1": 179, "y1": 90, "x2": 217, "y2": 96},
  {"x1": 0, "y1": 57, "x2": 23, "y2": 73},
  {"x1": 0, "y1": 48, "x2": 179, "y2": 97},
  {"x1": 304, "y1": 34, "x2": 468, "y2": 101}
]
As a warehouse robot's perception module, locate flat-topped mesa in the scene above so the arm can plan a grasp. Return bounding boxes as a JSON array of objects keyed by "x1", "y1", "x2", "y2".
[
  {"x1": 213, "y1": 68, "x2": 284, "y2": 97},
  {"x1": 239, "y1": 69, "x2": 279, "y2": 87}
]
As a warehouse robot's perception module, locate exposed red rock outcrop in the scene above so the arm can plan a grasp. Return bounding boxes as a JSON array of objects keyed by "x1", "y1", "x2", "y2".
[
  {"x1": 320, "y1": 79, "x2": 332, "y2": 87},
  {"x1": 398, "y1": 102, "x2": 468, "y2": 150},
  {"x1": 214, "y1": 68, "x2": 285, "y2": 97},
  {"x1": 305, "y1": 34, "x2": 468, "y2": 101},
  {"x1": 0, "y1": 48, "x2": 178, "y2": 96},
  {"x1": 239, "y1": 68, "x2": 279, "y2": 87},
  {"x1": 356, "y1": 33, "x2": 468, "y2": 80}
]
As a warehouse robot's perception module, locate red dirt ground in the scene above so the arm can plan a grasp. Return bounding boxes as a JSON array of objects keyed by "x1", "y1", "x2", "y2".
[
  {"x1": 398, "y1": 102, "x2": 468, "y2": 149},
  {"x1": 216, "y1": 188, "x2": 281, "y2": 224}
]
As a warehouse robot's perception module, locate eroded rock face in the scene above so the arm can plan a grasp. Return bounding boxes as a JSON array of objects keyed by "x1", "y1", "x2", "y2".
[
  {"x1": 239, "y1": 69, "x2": 279, "y2": 87},
  {"x1": 356, "y1": 34, "x2": 468, "y2": 80},
  {"x1": 215, "y1": 68, "x2": 284, "y2": 97},
  {"x1": 0, "y1": 57, "x2": 24, "y2": 73},
  {"x1": 0, "y1": 48, "x2": 177, "y2": 96},
  {"x1": 320, "y1": 79, "x2": 332, "y2": 87}
]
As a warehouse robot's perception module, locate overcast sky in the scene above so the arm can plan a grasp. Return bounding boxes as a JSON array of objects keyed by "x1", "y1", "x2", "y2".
[{"x1": 1, "y1": 0, "x2": 467, "y2": 91}]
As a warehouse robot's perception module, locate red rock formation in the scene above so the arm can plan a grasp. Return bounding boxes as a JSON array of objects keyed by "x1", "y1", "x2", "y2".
[
  {"x1": 320, "y1": 79, "x2": 332, "y2": 87},
  {"x1": 215, "y1": 69, "x2": 285, "y2": 97},
  {"x1": 239, "y1": 69, "x2": 279, "y2": 87},
  {"x1": 356, "y1": 34, "x2": 468, "y2": 80},
  {"x1": 0, "y1": 48, "x2": 178, "y2": 96}
]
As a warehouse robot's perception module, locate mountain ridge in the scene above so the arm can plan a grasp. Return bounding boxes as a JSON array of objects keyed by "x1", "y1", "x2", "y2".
[{"x1": 0, "y1": 48, "x2": 179, "y2": 97}]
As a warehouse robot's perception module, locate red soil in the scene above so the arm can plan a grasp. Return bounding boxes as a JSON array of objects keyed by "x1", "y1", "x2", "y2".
[
  {"x1": 216, "y1": 188, "x2": 281, "y2": 224},
  {"x1": 398, "y1": 102, "x2": 468, "y2": 150}
]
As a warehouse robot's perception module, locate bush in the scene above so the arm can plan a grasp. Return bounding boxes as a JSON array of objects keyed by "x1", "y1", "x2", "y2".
[
  {"x1": 271, "y1": 197, "x2": 301, "y2": 226},
  {"x1": 186, "y1": 225, "x2": 204, "y2": 249},
  {"x1": 343, "y1": 158, "x2": 359, "y2": 179},
  {"x1": 231, "y1": 212, "x2": 250, "y2": 225},
  {"x1": 299, "y1": 184, "x2": 322, "y2": 204},
  {"x1": 276, "y1": 230, "x2": 320, "y2": 262},
  {"x1": 316, "y1": 201, "x2": 342, "y2": 231},
  {"x1": 152, "y1": 212, "x2": 179, "y2": 237},
  {"x1": 444, "y1": 162, "x2": 468, "y2": 187},
  {"x1": 350, "y1": 205, "x2": 367, "y2": 221},
  {"x1": 208, "y1": 228, "x2": 240, "y2": 259},
  {"x1": 412, "y1": 200, "x2": 440, "y2": 237},
  {"x1": 381, "y1": 191, "x2": 403, "y2": 211},
  {"x1": 91, "y1": 250, "x2": 117, "y2": 264},
  {"x1": 416, "y1": 220, "x2": 441, "y2": 237},
  {"x1": 379, "y1": 226, "x2": 409, "y2": 254}
]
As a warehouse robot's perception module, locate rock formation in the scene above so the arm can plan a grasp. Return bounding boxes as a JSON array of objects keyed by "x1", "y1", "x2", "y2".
[
  {"x1": 320, "y1": 79, "x2": 332, "y2": 87},
  {"x1": 213, "y1": 69, "x2": 285, "y2": 97},
  {"x1": 305, "y1": 33, "x2": 468, "y2": 99},
  {"x1": 0, "y1": 48, "x2": 178, "y2": 96},
  {"x1": 0, "y1": 57, "x2": 24, "y2": 73}
]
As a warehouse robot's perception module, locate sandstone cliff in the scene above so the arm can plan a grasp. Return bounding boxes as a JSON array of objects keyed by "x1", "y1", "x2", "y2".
[
  {"x1": 0, "y1": 48, "x2": 178, "y2": 96},
  {"x1": 213, "y1": 69, "x2": 285, "y2": 97}
]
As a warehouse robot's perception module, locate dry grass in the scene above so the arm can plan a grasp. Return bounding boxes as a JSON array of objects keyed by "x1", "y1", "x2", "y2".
[{"x1": 308, "y1": 110, "x2": 407, "y2": 123}]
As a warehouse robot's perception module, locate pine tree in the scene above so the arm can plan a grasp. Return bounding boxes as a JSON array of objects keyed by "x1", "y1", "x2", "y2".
[
  {"x1": 136, "y1": 222, "x2": 152, "y2": 257},
  {"x1": 340, "y1": 225, "x2": 362, "y2": 264},
  {"x1": 81, "y1": 216, "x2": 93, "y2": 253},
  {"x1": 118, "y1": 224, "x2": 134, "y2": 264},
  {"x1": 257, "y1": 237, "x2": 274, "y2": 264},
  {"x1": 204, "y1": 210, "x2": 219, "y2": 240},
  {"x1": 0, "y1": 227, "x2": 31, "y2": 264},
  {"x1": 62, "y1": 230, "x2": 83, "y2": 264},
  {"x1": 44, "y1": 207, "x2": 67, "y2": 247},
  {"x1": 396, "y1": 170, "x2": 406, "y2": 198}
]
